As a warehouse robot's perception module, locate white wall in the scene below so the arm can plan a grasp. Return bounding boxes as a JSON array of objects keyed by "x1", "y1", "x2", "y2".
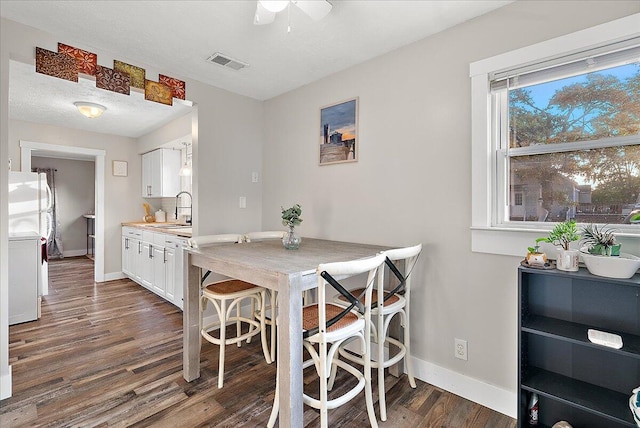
[
  {"x1": 262, "y1": 0, "x2": 640, "y2": 415},
  {"x1": 32, "y1": 156, "x2": 95, "y2": 256}
]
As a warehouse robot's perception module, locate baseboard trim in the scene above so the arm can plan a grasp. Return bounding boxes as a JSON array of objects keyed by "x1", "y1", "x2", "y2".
[
  {"x1": 104, "y1": 271, "x2": 125, "y2": 282},
  {"x1": 63, "y1": 249, "x2": 88, "y2": 258},
  {"x1": 0, "y1": 367, "x2": 12, "y2": 400},
  {"x1": 411, "y1": 356, "x2": 517, "y2": 418}
]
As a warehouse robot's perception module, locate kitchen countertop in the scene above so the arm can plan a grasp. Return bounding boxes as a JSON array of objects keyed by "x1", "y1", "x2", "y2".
[{"x1": 122, "y1": 221, "x2": 192, "y2": 238}]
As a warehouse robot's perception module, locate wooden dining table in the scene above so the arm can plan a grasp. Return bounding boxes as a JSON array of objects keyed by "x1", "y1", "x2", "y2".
[{"x1": 182, "y1": 237, "x2": 389, "y2": 427}]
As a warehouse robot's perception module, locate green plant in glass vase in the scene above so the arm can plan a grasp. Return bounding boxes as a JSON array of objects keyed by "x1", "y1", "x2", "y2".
[{"x1": 281, "y1": 204, "x2": 302, "y2": 250}]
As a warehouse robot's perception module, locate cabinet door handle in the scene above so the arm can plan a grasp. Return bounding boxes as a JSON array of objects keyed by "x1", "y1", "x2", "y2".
[
  {"x1": 163, "y1": 248, "x2": 167, "y2": 263},
  {"x1": 149, "y1": 245, "x2": 153, "y2": 258},
  {"x1": 125, "y1": 237, "x2": 129, "y2": 250},
  {"x1": 138, "y1": 241, "x2": 141, "y2": 254}
]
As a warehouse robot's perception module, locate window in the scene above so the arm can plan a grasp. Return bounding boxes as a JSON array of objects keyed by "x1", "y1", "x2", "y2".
[
  {"x1": 470, "y1": 14, "x2": 640, "y2": 256},
  {"x1": 495, "y1": 55, "x2": 639, "y2": 225},
  {"x1": 514, "y1": 192, "x2": 523, "y2": 206}
]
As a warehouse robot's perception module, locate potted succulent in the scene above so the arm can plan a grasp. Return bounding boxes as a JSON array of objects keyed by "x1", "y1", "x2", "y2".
[
  {"x1": 526, "y1": 237, "x2": 549, "y2": 267},
  {"x1": 542, "y1": 220, "x2": 580, "y2": 271},
  {"x1": 581, "y1": 224, "x2": 620, "y2": 256},
  {"x1": 579, "y1": 224, "x2": 640, "y2": 279},
  {"x1": 281, "y1": 204, "x2": 302, "y2": 250}
]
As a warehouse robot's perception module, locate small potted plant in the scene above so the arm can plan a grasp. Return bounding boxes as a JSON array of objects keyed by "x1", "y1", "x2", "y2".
[
  {"x1": 579, "y1": 224, "x2": 640, "y2": 279},
  {"x1": 581, "y1": 224, "x2": 620, "y2": 256},
  {"x1": 281, "y1": 204, "x2": 302, "y2": 250},
  {"x1": 542, "y1": 220, "x2": 580, "y2": 271},
  {"x1": 526, "y1": 237, "x2": 549, "y2": 267}
]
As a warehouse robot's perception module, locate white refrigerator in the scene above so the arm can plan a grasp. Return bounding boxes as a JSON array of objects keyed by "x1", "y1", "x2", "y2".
[{"x1": 8, "y1": 171, "x2": 52, "y2": 324}]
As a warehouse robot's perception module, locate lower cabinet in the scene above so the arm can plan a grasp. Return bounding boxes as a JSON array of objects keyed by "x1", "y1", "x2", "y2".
[{"x1": 121, "y1": 227, "x2": 186, "y2": 309}]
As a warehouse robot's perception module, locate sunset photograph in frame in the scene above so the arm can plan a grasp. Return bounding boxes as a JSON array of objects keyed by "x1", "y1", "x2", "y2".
[{"x1": 319, "y1": 97, "x2": 358, "y2": 165}]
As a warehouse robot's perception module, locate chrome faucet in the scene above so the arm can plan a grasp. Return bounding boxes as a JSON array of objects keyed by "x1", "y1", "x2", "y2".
[{"x1": 175, "y1": 191, "x2": 192, "y2": 225}]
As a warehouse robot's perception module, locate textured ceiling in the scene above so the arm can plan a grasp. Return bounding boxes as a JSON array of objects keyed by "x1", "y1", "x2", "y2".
[{"x1": 1, "y1": 0, "x2": 513, "y2": 137}]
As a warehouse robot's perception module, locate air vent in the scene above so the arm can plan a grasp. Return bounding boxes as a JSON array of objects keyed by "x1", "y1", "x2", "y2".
[{"x1": 206, "y1": 53, "x2": 249, "y2": 71}]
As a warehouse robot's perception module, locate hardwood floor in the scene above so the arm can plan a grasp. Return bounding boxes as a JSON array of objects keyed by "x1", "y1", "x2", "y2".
[{"x1": 1, "y1": 257, "x2": 516, "y2": 427}]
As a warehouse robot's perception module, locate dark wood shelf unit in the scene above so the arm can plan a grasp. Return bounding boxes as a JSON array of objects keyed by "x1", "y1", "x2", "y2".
[
  {"x1": 522, "y1": 367, "x2": 635, "y2": 426},
  {"x1": 518, "y1": 266, "x2": 639, "y2": 428}
]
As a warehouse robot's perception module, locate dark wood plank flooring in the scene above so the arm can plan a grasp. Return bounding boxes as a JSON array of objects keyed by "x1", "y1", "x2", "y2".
[{"x1": 1, "y1": 257, "x2": 516, "y2": 427}]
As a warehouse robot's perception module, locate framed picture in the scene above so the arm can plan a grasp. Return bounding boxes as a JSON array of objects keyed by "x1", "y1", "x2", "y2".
[
  {"x1": 112, "y1": 160, "x2": 128, "y2": 177},
  {"x1": 319, "y1": 97, "x2": 358, "y2": 165}
]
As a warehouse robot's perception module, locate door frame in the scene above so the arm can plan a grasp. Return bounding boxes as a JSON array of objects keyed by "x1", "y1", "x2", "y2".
[{"x1": 20, "y1": 140, "x2": 106, "y2": 282}]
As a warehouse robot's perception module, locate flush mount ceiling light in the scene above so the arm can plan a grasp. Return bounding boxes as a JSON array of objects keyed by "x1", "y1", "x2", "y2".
[
  {"x1": 254, "y1": 0, "x2": 332, "y2": 27},
  {"x1": 74, "y1": 102, "x2": 106, "y2": 118}
]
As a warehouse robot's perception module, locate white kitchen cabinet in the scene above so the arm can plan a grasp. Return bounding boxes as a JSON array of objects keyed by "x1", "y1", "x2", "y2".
[
  {"x1": 122, "y1": 227, "x2": 186, "y2": 309},
  {"x1": 140, "y1": 232, "x2": 154, "y2": 289},
  {"x1": 164, "y1": 235, "x2": 187, "y2": 310},
  {"x1": 152, "y1": 244, "x2": 166, "y2": 297},
  {"x1": 122, "y1": 227, "x2": 142, "y2": 281},
  {"x1": 141, "y1": 149, "x2": 181, "y2": 198}
]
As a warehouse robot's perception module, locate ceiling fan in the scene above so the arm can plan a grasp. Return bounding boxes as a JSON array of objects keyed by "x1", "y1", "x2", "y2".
[{"x1": 254, "y1": 0, "x2": 333, "y2": 26}]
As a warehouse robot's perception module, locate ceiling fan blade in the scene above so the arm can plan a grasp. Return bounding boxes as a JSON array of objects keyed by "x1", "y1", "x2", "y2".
[
  {"x1": 293, "y1": 0, "x2": 332, "y2": 21},
  {"x1": 254, "y1": 2, "x2": 276, "y2": 25}
]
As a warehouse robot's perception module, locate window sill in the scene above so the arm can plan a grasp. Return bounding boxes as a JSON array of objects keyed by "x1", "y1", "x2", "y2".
[{"x1": 471, "y1": 226, "x2": 640, "y2": 258}]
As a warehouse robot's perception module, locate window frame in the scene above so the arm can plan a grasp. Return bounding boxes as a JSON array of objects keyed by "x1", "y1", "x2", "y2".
[{"x1": 470, "y1": 13, "x2": 640, "y2": 257}]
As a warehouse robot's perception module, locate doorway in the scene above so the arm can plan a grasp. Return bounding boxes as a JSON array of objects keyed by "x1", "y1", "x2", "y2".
[{"x1": 19, "y1": 141, "x2": 106, "y2": 283}]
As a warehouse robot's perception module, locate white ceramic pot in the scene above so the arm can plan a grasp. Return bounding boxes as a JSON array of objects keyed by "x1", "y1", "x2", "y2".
[
  {"x1": 580, "y1": 252, "x2": 640, "y2": 279},
  {"x1": 526, "y1": 252, "x2": 547, "y2": 267},
  {"x1": 557, "y1": 249, "x2": 579, "y2": 272}
]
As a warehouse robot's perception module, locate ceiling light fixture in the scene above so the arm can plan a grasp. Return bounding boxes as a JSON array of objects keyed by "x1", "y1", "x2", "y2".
[
  {"x1": 74, "y1": 102, "x2": 106, "y2": 118},
  {"x1": 254, "y1": 0, "x2": 332, "y2": 27},
  {"x1": 179, "y1": 142, "x2": 192, "y2": 177},
  {"x1": 259, "y1": 0, "x2": 289, "y2": 13}
]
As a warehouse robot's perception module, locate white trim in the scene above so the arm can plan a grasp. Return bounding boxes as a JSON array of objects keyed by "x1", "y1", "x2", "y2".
[
  {"x1": 19, "y1": 140, "x2": 107, "y2": 282},
  {"x1": 63, "y1": 249, "x2": 90, "y2": 258},
  {"x1": 104, "y1": 271, "x2": 126, "y2": 281},
  {"x1": 470, "y1": 14, "x2": 640, "y2": 256},
  {"x1": 411, "y1": 356, "x2": 516, "y2": 418},
  {"x1": 0, "y1": 369, "x2": 11, "y2": 400}
]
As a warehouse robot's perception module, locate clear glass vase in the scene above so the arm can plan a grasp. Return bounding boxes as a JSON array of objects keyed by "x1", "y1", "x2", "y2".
[{"x1": 282, "y1": 226, "x2": 301, "y2": 250}]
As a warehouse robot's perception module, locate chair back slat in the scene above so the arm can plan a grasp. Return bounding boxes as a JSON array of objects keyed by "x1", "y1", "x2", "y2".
[
  {"x1": 306, "y1": 254, "x2": 386, "y2": 339},
  {"x1": 188, "y1": 234, "x2": 243, "y2": 249},
  {"x1": 244, "y1": 231, "x2": 285, "y2": 242}
]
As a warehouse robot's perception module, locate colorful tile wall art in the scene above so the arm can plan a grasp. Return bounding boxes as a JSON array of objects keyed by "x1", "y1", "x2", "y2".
[
  {"x1": 35, "y1": 47, "x2": 78, "y2": 82},
  {"x1": 114, "y1": 60, "x2": 146, "y2": 89},
  {"x1": 36, "y1": 42, "x2": 188, "y2": 107},
  {"x1": 96, "y1": 65, "x2": 131, "y2": 95},
  {"x1": 159, "y1": 74, "x2": 186, "y2": 100},
  {"x1": 144, "y1": 80, "x2": 173, "y2": 106},
  {"x1": 58, "y1": 43, "x2": 97, "y2": 76}
]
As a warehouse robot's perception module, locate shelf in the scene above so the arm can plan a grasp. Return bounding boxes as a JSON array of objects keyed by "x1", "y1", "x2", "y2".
[
  {"x1": 522, "y1": 315, "x2": 640, "y2": 359},
  {"x1": 519, "y1": 266, "x2": 640, "y2": 288},
  {"x1": 522, "y1": 367, "x2": 635, "y2": 427}
]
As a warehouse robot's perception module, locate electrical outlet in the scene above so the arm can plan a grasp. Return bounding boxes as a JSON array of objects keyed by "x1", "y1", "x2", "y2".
[
  {"x1": 239, "y1": 196, "x2": 246, "y2": 209},
  {"x1": 251, "y1": 172, "x2": 259, "y2": 183},
  {"x1": 455, "y1": 338, "x2": 468, "y2": 361}
]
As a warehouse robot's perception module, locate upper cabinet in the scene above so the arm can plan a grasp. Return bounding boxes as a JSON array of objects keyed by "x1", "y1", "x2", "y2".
[{"x1": 141, "y1": 149, "x2": 181, "y2": 198}]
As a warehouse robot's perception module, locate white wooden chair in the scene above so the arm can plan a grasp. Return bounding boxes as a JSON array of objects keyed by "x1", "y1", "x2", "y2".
[
  {"x1": 243, "y1": 231, "x2": 285, "y2": 362},
  {"x1": 331, "y1": 243, "x2": 422, "y2": 421},
  {"x1": 268, "y1": 253, "x2": 385, "y2": 428},
  {"x1": 188, "y1": 234, "x2": 272, "y2": 389}
]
